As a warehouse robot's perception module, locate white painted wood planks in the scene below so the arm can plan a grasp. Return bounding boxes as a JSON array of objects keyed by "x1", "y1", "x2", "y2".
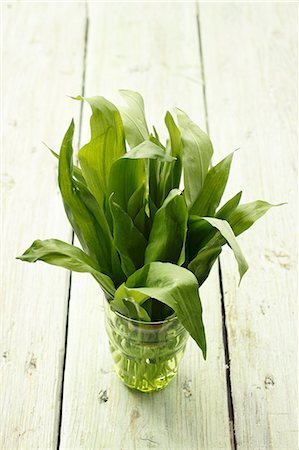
[
  {"x1": 200, "y1": 3, "x2": 298, "y2": 449},
  {"x1": 1, "y1": 3, "x2": 85, "y2": 449}
]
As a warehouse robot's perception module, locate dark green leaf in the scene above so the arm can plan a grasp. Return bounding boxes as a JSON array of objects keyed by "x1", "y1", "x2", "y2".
[
  {"x1": 127, "y1": 182, "x2": 146, "y2": 220},
  {"x1": 110, "y1": 199, "x2": 147, "y2": 277},
  {"x1": 145, "y1": 189, "x2": 188, "y2": 266},
  {"x1": 108, "y1": 158, "x2": 145, "y2": 213},
  {"x1": 186, "y1": 215, "x2": 214, "y2": 261},
  {"x1": 188, "y1": 200, "x2": 281, "y2": 285},
  {"x1": 164, "y1": 111, "x2": 182, "y2": 188},
  {"x1": 190, "y1": 152, "x2": 234, "y2": 216},
  {"x1": 188, "y1": 242, "x2": 222, "y2": 287},
  {"x1": 58, "y1": 120, "x2": 124, "y2": 283},
  {"x1": 121, "y1": 140, "x2": 175, "y2": 217},
  {"x1": 216, "y1": 191, "x2": 243, "y2": 220}
]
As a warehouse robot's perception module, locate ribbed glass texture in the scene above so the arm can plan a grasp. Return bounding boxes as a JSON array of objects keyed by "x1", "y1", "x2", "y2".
[{"x1": 104, "y1": 301, "x2": 189, "y2": 393}]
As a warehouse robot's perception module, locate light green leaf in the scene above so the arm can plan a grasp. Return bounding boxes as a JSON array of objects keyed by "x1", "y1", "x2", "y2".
[
  {"x1": 78, "y1": 96, "x2": 125, "y2": 207},
  {"x1": 74, "y1": 95, "x2": 124, "y2": 144},
  {"x1": 149, "y1": 127, "x2": 166, "y2": 150},
  {"x1": 201, "y1": 217, "x2": 249, "y2": 284},
  {"x1": 58, "y1": 120, "x2": 124, "y2": 284},
  {"x1": 110, "y1": 284, "x2": 150, "y2": 321},
  {"x1": 119, "y1": 89, "x2": 149, "y2": 148},
  {"x1": 112, "y1": 262, "x2": 206, "y2": 357},
  {"x1": 227, "y1": 201, "x2": 283, "y2": 237},
  {"x1": 121, "y1": 298, "x2": 151, "y2": 321},
  {"x1": 190, "y1": 152, "x2": 234, "y2": 216},
  {"x1": 17, "y1": 239, "x2": 115, "y2": 298},
  {"x1": 123, "y1": 140, "x2": 175, "y2": 162},
  {"x1": 110, "y1": 199, "x2": 147, "y2": 277},
  {"x1": 145, "y1": 189, "x2": 188, "y2": 266},
  {"x1": 176, "y1": 108, "x2": 213, "y2": 208}
]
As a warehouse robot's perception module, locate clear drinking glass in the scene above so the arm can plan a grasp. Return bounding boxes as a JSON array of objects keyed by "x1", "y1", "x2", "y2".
[{"x1": 104, "y1": 299, "x2": 189, "y2": 393}]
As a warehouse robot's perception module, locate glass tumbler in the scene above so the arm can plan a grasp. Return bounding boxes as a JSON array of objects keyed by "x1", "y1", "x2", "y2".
[{"x1": 104, "y1": 300, "x2": 189, "y2": 393}]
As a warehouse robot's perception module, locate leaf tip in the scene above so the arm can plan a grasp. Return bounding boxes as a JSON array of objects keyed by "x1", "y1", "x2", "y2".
[{"x1": 68, "y1": 95, "x2": 83, "y2": 101}]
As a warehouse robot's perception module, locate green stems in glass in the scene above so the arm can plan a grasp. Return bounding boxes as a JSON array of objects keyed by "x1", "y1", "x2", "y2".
[{"x1": 104, "y1": 299, "x2": 189, "y2": 392}]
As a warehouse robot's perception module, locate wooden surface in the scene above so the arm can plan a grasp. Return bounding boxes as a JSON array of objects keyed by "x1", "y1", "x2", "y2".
[
  {"x1": 200, "y1": 4, "x2": 298, "y2": 449},
  {"x1": 1, "y1": 2, "x2": 297, "y2": 450}
]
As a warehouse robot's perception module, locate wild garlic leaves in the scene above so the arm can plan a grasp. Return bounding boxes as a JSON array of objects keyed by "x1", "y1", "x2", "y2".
[{"x1": 18, "y1": 90, "x2": 278, "y2": 358}]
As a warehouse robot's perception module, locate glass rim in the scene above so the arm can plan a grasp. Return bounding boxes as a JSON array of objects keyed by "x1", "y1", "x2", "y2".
[{"x1": 104, "y1": 297, "x2": 178, "y2": 325}]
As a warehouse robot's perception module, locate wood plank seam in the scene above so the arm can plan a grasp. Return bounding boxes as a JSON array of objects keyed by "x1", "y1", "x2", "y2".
[
  {"x1": 196, "y1": 4, "x2": 237, "y2": 450},
  {"x1": 57, "y1": 3, "x2": 232, "y2": 448},
  {"x1": 218, "y1": 259, "x2": 237, "y2": 450},
  {"x1": 56, "y1": 7, "x2": 90, "y2": 450}
]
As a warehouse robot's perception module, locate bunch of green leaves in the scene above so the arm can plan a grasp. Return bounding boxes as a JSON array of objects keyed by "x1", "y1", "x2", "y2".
[{"x1": 18, "y1": 90, "x2": 279, "y2": 359}]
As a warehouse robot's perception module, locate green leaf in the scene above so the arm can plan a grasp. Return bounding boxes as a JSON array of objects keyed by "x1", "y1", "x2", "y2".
[
  {"x1": 164, "y1": 111, "x2": 182, "y2": 187},
  {"x1": 17, "y1": 239, "x2": 115, "y2": 298},
  {"x1": 149, "y1": 127, "x2": 166, "y2": 150},
  {"x1": 176, "y1": 108, "x2": 213, "y2": 209},
  {"x1": 121, "y1": 140, "x2": 175, "y2": 217},
  {"x1": 58, "y1": 120, "x2": 124, "y2": 283},
  {"x1": 188, "y1": 199, "x2": 281, "y2": 285},
  {"x1": 145, "y1": 189, "x2": 188, "y2": 266},
  {"x1": 188, "y1": 242, "x2": 222, "y2": 287},
  {"x1": 134, "y1": 203, "x2": 150, "y2": 238},
  {"x1": 127, "y1": 182, "x2": 146, "y2": 220},
  {"x1": 186, "y1": 215, "x2": 214, "y2": 261},
  {"x1": 78, "y1": 96, "x2": 125, "y2": 207},
  {"x1": 121, "y1": 298, "x2": 152, "y2": 321},
  {"x1": 127, "y1": 182, "x2": 149, "y2": 237},
  {"x1": 112, "y1": 262, "x2": 206, "y2": 358},
  {"x1": 110, "y1": 199, "x2": 147, "y2": 277},
  {"x1": 43, "y1": 142, "x2": 86, "y2": 185},
  {"x1": 74, "y1": 95, "x2": 124, "y2": 144},
  {"x1": 123, "y1": 140, "x2": 175, "y2": 162},
  {"x1": 216, "y1": 191, "x2": 243, "y2": 220},
  {"x1": 227, "y1": 201, "x2": 283, "y2": 237},
  {"x1": 108, "y1": 158, "x2": 145, "y2": 213},
  {"x1": 156, "y1": 112, "x2": 182, "y2": 207},
  {"x1": 119, "y1": 89, "x2": 149, "y2": 148},
  {"x1": 201, "y1": 217, "x2": 249, "y2": 284},
  {"x1": 190, "y1": 152, "x2": 234, "y2": 216},
  {"x1": 110, "y1": 284, "x2": 150, "y2": 321}
]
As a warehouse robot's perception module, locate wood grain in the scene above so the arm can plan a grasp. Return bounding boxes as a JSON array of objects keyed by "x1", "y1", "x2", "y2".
[
  {"x1": 59, "y1": 3, "x2": 231, "y2": 449},
  {"x1": 199, "y1": 3, "x2": 298, "y2": 449},
  {"x1": 1, "y1": 3, "x2": 85, "y2": 449}
]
